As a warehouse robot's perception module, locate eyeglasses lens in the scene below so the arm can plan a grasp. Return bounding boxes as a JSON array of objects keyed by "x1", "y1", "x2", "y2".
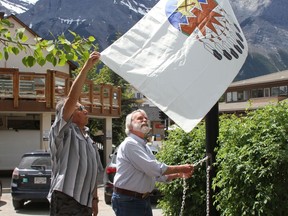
[{"x1": 78, "y1": 105, "x2": 85, "y2": 111}]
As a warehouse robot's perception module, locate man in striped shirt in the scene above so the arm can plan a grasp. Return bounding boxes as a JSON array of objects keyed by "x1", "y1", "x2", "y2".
[
  {"x1": 48, "y1": 52, "x2": 103, "y2": 216},
  {"x1": 112, "y1": 109, "x2": 194, "y2": 216}
]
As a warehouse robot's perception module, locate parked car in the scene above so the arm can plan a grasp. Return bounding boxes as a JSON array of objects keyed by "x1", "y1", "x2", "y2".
[
  {"x1": 11, "y1": 150, "x2": 51, "y2": 210},
  {"x1": 103, "y1": 145, "x2": 163, "y2": 204},
  {"x1": 0, "y1": 180, "x2": 2, "y2": 200}
]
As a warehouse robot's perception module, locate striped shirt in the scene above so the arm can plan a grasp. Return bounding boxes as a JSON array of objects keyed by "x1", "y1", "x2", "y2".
[
  {"x1": 113, "y1": 133, "x2": 168, "y2": 193},
  {"x1": 47, "y1": 107, "x2": 103, "y2": 208}
]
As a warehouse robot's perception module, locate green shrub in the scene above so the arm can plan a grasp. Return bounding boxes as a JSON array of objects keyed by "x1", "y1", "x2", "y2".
[
  {"x1": 214, "y1": 102, "x2": 288, "y2": 215},
  {"x1": 157, "y1": 123, "x2": 208, "y2": 216},
  {"x1": 156, "y1": 102, "x2": 288, "y2": 216}
]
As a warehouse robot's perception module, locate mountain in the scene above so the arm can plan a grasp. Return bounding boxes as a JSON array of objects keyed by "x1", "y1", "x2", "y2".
[
  {"x1": 1, "y1": 0, "x2": 288, "y2": 81},
  {"x1": 229, "y1": 0, "x2": 288, "y2": 80},
  {"x1": 0, "y1": 0, "x2": 36, "y2": 14},
  {"x1": 16, "y1": 0, "x2": 158, "y2": 50}
]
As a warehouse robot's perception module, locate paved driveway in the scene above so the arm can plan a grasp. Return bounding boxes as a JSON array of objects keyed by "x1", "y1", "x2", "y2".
[{"x1": 0, "y1": 178, "x2": 163, "y2": 216}]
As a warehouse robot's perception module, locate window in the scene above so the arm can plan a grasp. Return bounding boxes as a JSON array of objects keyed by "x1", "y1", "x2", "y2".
[
  {"x1": 136, "y1": 92, "x2": 142, "y2": 99},
  {"x1": 264, "y1": 88, "x2": 270, "y2": 97},
  {"x1": 279, "y1": 86, "x2": 287, "y2": 95},
  {"x1": 226, "y1": 91, "x2": 248, "y2": 102},
  {"x1": 251, "y1": 89, "x2": 264, "y2": 98},
  {"x1": 271, "y1": 86, "x2": 287, "y2": 96}
]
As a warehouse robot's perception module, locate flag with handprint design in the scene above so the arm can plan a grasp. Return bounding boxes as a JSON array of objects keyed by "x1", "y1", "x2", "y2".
[{"x1": 101, "y1": 0, "x2": 248, "y2": 132}]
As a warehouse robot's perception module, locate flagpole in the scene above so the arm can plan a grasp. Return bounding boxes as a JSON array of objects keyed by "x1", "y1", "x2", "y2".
[{"x1": 205, "y1": 102, "x2": 219, "y2": 216}]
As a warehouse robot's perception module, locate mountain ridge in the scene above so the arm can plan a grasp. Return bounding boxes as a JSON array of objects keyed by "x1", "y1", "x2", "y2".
[{"x1": 1, "y1": 0, "x2": 288, "y2": 81}]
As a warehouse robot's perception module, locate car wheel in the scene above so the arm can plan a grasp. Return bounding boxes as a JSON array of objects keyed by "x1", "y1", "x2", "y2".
[
  {"x1": 0, "y1": 183, "x2": 2, "y2": 200},
  {"x1": 12, "y1": 199, "x2": 24, "y2": 210},
  {"x1": 104, "y1": 193, "x2": 112, "y2": 205}
]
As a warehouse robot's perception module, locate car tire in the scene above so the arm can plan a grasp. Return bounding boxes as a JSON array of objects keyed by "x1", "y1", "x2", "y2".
[
  {"x1": 12, "y1": 199, "x2": 24, "y2": 210},
  {"x1": 104, "y1": 193, "x2": 112, "y2": 205}
]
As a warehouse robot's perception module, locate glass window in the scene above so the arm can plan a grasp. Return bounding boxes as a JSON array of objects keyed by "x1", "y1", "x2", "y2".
[
  {"x1": 264, "y1": 88, "x2": 270, "y2": 97},
  {"x1": 237, "y1": 91, "x2": 244, "y2": 101},
  {"x1": 226, "y1": 92, "x2": 232, "y2": 102},
  {"x1": 226, "y1": 92, "x2": 238, "y2": 102},
  {"x1": 251, "y1": 89, "x2": 264, "y2": 98},
  {"x1": 19, "y1": 155, "x2": 51, "y2": 169},
  {"x1": 271, "y1": 86, "x2": 288, "y2": 96},
  {"x1": 271, "y1": 87, "x2": 279, "y2": 96},
  {"x1": 232, "y1": 92, "x2": 237, "y2": 101},
  {"x1": 279, "y1": 86, "x2": 287, "y2": 95}
]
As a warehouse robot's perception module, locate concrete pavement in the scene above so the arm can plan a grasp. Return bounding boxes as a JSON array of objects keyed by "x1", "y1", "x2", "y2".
[{"x1": 0, "y1": 175, "x2": 163, "y2": 216}]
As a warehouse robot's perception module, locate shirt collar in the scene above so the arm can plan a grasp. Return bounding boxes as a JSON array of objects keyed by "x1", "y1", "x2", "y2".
[{"x1": 129, "y1": 133, "x2": 147, "y2": 146}]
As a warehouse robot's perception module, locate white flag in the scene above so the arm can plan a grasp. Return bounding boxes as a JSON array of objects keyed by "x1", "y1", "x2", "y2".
[{"x1": 101, "y1": 0, "x2": 248, "y2": 133}]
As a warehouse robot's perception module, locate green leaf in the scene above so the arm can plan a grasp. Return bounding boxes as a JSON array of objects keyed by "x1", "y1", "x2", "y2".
[
  {"x1": 37, "y1": 57, "x2": 46, "y2": 66},
  {"x1": 68, "y1": 30, "x2": 77, "y2": 37},
  {"x1": 66, "y1": 52, "x2": 74, "y2": 61},
  {"x1": 46, "y1": 53, "x2": 54, "y2": 62},
  {"x1": 4, "y1": 48, "x2": 9, "y2": 60},
  {"x1": 21, "y1": 34, "x2": 29, "y2": 42},
  {"x1": 11, "y1": 47, "x2": 19, "y2": 55},
  {"x1": 22, "y1": 56, "x2": 28, "y2": 67},
  {"x1": 26, "y1": 56, "x2": 36, "y2": 67},
  {"x1": 88, "y1": 36, "x2": 95, "y2": 42},
  {"x1": 58, "y1": 57, "x2": 67, "y2": 66},
  {"x1": 1, "y1": 19, "x2": 12, "y2": 26},
  {"x1": 46, "y1": 44, "x2": 55, "y2": 52},
  {"x1": 63, "y1": 44, "x2": 71, "y2": 53}
]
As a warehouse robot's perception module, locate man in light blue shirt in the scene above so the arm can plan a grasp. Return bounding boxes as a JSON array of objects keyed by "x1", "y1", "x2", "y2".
[{"x1": 112, "y1": 109, "x2": 194, "y2": 216}]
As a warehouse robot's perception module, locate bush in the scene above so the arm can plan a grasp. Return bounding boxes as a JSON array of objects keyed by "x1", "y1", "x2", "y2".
[
  {"x1": 214, "y1": 102, "x2": 288, "y2": 215},
  {"x1": 157, "y1": 123, "x2": 208, "y2": 216},
  {"x1": 156, "y1": 102, "x2": 288, "y2": 216}
]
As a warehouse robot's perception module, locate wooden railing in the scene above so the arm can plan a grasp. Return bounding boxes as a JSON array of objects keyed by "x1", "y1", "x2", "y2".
[{"x1": 0, "y1": 68, "x2": 121, "y2": 117}]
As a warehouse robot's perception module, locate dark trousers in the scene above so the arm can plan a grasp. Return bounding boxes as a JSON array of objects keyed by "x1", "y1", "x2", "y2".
[
  {"x1": 112, "y1": 192, "x2": 153, "y2": 216},
  {"x1": 50, "y1": 190, "x2": 92, "y2": 216}
]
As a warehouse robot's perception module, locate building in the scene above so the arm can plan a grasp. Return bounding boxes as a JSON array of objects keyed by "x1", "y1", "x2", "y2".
[
  {"x1": 220, "y1": 70, "x2": 288, "y2": 113},
  {"x1": 137, "y1": 70, "x2": 288, "y2": 136},
  {"x1": 0, "y1": 14, "x2": 121, "y2": 170}
]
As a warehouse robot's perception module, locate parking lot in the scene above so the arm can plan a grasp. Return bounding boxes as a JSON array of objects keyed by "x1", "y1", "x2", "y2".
[{"x1": 0, "y1": 176, "x2": 163, "y2": 216}]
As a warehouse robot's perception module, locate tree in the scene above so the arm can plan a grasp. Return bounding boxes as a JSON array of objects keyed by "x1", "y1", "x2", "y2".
[
  {"x1": 92, "y1": 65, "x2": 138, "y2": 145},
  {"x1": 0, "y1": 17, "x2": 97, "y2": 67}
]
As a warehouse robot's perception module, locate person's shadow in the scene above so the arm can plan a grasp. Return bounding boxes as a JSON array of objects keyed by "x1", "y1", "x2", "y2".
[
  {"x1": 15, "y1": 201, "x2": 49, "y2": 215},
  {"x1": 0, "y1": 199, "x2": 7, "y2": 207}
]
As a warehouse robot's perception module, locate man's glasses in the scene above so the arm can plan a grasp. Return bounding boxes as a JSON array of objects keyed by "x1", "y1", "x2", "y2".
[{"x1": 77, "y1": 105, "x2": 86, "y2": 111}]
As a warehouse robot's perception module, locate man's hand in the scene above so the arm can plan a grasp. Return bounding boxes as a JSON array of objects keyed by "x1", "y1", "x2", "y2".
[
  {"x1": 85, "y1": 51, "x2": 100, "y2": 70},
  {"x1": 92, "y1": 198, "x2": 99, "y2": 216}
]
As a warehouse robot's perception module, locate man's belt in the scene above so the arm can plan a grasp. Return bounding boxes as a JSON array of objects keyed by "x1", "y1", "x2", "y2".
[{"x1": 114, "y1": 187, "x2": 150, "y2": 199}]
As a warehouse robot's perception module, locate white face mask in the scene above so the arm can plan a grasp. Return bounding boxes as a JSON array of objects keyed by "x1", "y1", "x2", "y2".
[{"x1": 132, "y1": 122, "x2": 151, "y2": 135}]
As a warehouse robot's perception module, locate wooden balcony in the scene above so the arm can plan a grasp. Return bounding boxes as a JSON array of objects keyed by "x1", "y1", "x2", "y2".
[{"x1": 0, "y1": 68, "x2": 121, "y2": 118}]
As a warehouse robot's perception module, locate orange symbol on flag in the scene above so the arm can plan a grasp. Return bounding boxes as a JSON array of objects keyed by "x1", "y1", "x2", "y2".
[{"x1": 166, "y1": 0, "x2": 246, "y2": 61}]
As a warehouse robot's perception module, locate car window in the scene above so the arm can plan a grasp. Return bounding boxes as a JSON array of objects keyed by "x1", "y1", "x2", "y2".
[{"x1": 18, "y1": 155, "x2": 52, "y2": 169}]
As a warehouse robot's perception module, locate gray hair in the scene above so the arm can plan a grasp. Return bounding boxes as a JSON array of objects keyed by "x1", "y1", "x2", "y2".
[
  {"x1": 125, "y1": 109, "x2": 147, "y2": 135},
  {"x1": 55, "y1": 98, "x2": 67, "y2": 115}
]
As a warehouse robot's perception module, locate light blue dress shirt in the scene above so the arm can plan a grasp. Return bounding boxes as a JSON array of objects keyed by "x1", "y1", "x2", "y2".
[{"x1": 113, "y1": 133, "x2": 168, "y2": 193}]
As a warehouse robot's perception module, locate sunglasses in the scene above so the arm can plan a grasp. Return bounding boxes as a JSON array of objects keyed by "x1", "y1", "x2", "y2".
[{"x1": 77, "y1": 105, "x2": 86, "y2": 111}]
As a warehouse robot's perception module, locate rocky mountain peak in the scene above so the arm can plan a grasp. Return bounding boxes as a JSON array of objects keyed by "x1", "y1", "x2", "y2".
[{"x1": 1, "y1": 0, "x2": 288, "y2": 80}]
